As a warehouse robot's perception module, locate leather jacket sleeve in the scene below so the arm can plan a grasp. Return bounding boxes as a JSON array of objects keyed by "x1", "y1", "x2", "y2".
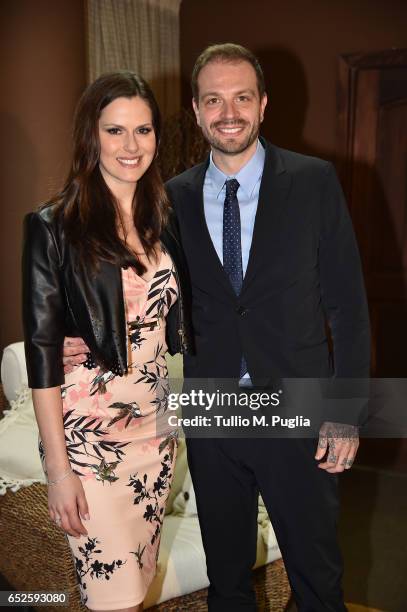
[
  {"x1": 22, "y1": 211, "x2": 66, "y2": 389},
  {"x1": 161, "y1": 206, "x2": 195, "y2": 356}
]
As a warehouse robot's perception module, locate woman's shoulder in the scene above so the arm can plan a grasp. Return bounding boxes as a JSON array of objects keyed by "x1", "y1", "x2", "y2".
[
  {"x1": 25, "y1": 202, "x2": 62, "y2": 231},
  {"x1": 23, "y1": 203, "x2": 65, "y2": 255}
]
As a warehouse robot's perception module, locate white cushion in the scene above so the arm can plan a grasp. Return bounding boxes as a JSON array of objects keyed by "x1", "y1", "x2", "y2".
[
  {"x1": 166, "y1": 352, "x2": 184, "y2": 382},
  {"x1": 165, "y1": 438, "x2": 189, "y2": 514},
  {"x1": 1, "y1": 341, "x2": 27, "y2": 402},
  {"x1": 172, "y1": 468, "x2": 197, "y2": 516},
  {"x1": 0, "y1": 386, "x2": 46, "y2": 494},
  {"x1": 145, "y1": 514, "x2": 280, "y2": 607}
]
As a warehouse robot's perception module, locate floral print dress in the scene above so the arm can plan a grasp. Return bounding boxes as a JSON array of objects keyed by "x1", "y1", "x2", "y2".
[{"x1": 40, "y1": 248, "x2": 178, "y2": 610}]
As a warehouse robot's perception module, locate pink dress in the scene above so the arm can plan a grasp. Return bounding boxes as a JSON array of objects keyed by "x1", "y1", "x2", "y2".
[{"x1": 40, "y1": 249, "x2": 178, "y2": 610}]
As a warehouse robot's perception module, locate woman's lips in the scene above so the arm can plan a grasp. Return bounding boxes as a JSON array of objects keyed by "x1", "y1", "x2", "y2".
[{"x1": 117, "y1": 157, "x2": 141, "y2": 168}]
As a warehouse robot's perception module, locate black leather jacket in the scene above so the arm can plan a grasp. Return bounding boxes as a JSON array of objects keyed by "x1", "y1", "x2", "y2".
[{"x1": 22, "y1": 205, "x2": 194, "y2": 389}]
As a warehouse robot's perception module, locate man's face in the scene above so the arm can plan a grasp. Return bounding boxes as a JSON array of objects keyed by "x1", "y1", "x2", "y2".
[{"x1": 192, "y1": 60, "x2": 267, "y2": 156}]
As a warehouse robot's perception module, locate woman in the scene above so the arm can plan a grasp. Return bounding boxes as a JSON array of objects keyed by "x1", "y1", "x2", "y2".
[{"x1": 22, "y1": 71, "x2": 192, "y2": 612}]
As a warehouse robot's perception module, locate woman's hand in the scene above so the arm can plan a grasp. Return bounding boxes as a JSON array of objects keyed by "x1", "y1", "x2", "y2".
[
  {"x1": 48, "y1": 472, "x2": 90, "y2": 538},
  {"x1": 31, "y1": 388, "x2": 90, "y2": 538}
]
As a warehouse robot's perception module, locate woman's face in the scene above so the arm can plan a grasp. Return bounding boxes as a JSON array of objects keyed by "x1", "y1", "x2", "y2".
[{"x1": 98, "y1": 96, "x2": 156, "y2": 191}]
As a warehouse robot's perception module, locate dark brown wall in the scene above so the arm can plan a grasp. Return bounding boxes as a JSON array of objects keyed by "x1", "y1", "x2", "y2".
[
  {"x1": 180, "y1": 0, "x2": 407, "y2": 158},
  {"x1": 1, "y1": 0, "x2": 406, "y2": 358},
  {"x1": 0, "y1": 0, "x2": 86, "y2": 355}
]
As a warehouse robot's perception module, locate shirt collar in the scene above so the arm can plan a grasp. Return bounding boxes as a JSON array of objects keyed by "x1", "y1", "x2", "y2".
[{"x1": 207, "y1": 139, "x2": 265, "y2": 199}]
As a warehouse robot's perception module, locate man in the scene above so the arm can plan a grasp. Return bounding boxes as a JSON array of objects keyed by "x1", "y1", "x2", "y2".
[{"x1": 64, "y1": 44, "x2": 370, "y2": 611}]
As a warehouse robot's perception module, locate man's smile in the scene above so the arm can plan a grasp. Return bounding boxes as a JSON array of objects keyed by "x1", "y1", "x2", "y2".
[{"x1": 212, "y1": 121, "x2": 248, "y2": 136}]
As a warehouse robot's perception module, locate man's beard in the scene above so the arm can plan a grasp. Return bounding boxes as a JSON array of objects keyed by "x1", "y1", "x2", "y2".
[{"x1": 200, "y1": 118, "x2": 260, "y2": 155}]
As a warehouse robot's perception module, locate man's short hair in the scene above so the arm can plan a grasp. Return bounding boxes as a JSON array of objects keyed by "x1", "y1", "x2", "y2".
[{"x1": 191, "y1": 43, "x2": 266, "y2": 102}]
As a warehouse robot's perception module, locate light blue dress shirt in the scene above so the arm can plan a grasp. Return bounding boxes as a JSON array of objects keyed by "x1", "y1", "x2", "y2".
[
  {"x1": 203, "y1": 139, "x2": 265, "y2": 275},
  {"x1": 203, "y1": 139, "x2": 266, "y2": 383}
]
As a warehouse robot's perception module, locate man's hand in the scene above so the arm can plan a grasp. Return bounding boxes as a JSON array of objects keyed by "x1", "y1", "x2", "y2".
[
  {"x1": 63, "y1": 337, "x2": 89, "y2": 374},
  {"x1": 315, "y1": 421, "x2": 359, "y2": 473}
]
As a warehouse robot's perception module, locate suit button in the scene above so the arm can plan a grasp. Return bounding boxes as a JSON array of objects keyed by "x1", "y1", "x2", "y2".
[{"x1": 236, "y1": 305, "x2": 249, "y2": 316}]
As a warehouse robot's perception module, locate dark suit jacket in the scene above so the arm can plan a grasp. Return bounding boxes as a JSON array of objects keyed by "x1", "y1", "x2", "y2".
[{"x1": 166, "y1": 139, "x2": 371, "y2": 387}]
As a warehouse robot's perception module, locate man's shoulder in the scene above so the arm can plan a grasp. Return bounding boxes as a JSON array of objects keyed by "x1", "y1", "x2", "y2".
[
  {"x1": 165, "y1": 161, "x2": 208, "y2": 191},
  {"x1": 270, "y1": 143, "x2": 332, "y2": 177}
]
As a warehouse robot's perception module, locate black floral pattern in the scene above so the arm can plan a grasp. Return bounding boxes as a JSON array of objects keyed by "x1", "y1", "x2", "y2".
[
  {"x1": 128, "y1": 261, "x2": 177, "y2": 355},
  {"x1": 129, "y1": 326, "x2": 142, "y2": 350},
  {"x1": 62, "y1": 410, "x2": 130, "y2": 478},
  {"x1": 131, "y1": 341, "x2": 170, "y2": 418},
  {"x1": 89, "y1": 370, "x2": 116, "y2": 396},
  {"x1": 107, "y1": 401, "x2": 142, "y2": 428},
  {"x1": 54, "y1": 249, "x2": 179, "y2": 604},
  {"x1": 127, "y1": 433, "x2": 177, "y2": 549},
  {"x1": 90, "y1": 458, "x2": 121, "y2": 484},
  {"x1": 131, "y1": 542, "x2": 146, "y2": 570},
  {"x1": 38, "y1": 439, "x2": 45, "y2": 464},
  {"x1": 74, "y1": 537, "x2": 126, "y2": 604},
  {"x1": 145, "y1": 267, "x2": 177, "y2": 320},
  {"x1": 61, "y1": 383, "x2": 75, "y2": 399}
]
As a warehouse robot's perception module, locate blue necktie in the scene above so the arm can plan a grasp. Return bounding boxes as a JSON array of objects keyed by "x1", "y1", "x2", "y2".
[
  {"x1": 223, "y1": 179, "x2": 247, "y2": 377},
  {"x1": 223, "y1": 179, "x2": 243, "y2": 294}
]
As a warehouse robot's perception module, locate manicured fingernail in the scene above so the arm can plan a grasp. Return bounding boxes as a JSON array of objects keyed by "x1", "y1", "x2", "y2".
[{"x1": 85, "y1": 513, "x2": 90, "y2": 520}]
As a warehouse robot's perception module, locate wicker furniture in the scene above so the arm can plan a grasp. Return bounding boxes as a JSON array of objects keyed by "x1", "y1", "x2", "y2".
[
  {"x1": 0, "y1": 481, "x2": 290, "y2": 611},
  {"x1": 0, "y1": 384, "x2": 291, "y2": 612}
]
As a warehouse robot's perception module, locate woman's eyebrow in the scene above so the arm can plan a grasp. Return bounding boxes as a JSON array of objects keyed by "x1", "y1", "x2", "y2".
[{"x1": 101, "y1": 122, "x2": 152, "y2": 128}]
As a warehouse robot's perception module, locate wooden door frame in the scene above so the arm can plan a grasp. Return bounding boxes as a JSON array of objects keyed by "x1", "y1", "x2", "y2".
[
  {"x1": 336, "y1": 48, "x2": 407, "y2": 201},
  {"x1": 336, "y1": 49, "x2": 407, "y2": 471},
  {"x1": 336, "y1": 48, "x2": 407, "y2": 376}
]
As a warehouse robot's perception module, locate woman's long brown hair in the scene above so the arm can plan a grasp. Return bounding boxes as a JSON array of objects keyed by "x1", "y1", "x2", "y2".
[{"x1": 47, "y1": 71, "x2": 169, "y2": 275}]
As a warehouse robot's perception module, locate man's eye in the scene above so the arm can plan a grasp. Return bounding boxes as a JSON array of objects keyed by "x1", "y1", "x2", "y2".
[
  {"x1": 107, "y1": 127, "x2": 121, "y2": 135},
  {"x1": 207, "y1": 98, "x2": 219, "y2": 105},
  {"x1": 237, "y1": 96, "x2": 250, "y2": 102}
]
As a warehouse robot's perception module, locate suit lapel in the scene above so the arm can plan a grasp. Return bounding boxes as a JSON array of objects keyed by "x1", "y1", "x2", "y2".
[
  {"x1": 180, "y1": 141, "x2": 291, "y2": 299},
  {"x1": 182, "y1": 160, "x2": 237, "y2": 299},
  {"x1": 241, "y1": 141, "x2": 292, "y2": 294}
]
